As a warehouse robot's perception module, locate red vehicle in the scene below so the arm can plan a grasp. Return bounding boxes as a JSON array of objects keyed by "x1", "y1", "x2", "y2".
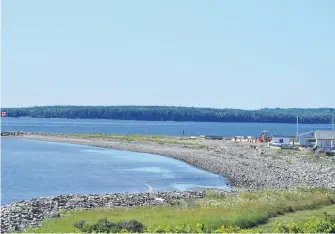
[{"x1": 258, "y1": 130, "x2": 272, "y2": 143}]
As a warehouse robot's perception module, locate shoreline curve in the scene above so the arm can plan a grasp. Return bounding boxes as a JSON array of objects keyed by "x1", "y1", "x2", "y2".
[{"x1": 6, "y1": 133, "x2": 335, "y2": 191}]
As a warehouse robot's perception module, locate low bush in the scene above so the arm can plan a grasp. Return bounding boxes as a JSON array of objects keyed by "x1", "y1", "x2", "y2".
[
  {"x1": 213, "y1": 224, "x2": 262, "y2": 233},
  {"x1": 75, "y1": 219, "x2": 205, "y2": 233},
  {"x1": 274, "y1": 212, "x2": 335, "y2": 233},
  {"x1": 74, "y1": 218, "x2": 144, "y2": 233}
]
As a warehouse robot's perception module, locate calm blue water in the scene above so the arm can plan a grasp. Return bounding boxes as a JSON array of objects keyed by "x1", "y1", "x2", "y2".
[
  {"x1": 1, "y1": 138, "x2": 229, "y2": 205},
  {"x1": 1, "y1": 117, "x2": 332, "y2": 136},
  {"x1": 1, "y1": 118, "x2": 332, "y2": 205}
]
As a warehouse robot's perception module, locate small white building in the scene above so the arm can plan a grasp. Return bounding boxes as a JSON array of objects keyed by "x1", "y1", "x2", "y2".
[
  {"x1": 271, "y1": 135, "x2": 295, "y2": 144},
  {"x1": 298, "y1": 131, "x2": 315, "y2": 147},
  {"x1": 314, "y1": 130, "x2": 335, "y2": 148},
  {"x1": 272, "y1": 135, "x2": 294, "y2": 145}
]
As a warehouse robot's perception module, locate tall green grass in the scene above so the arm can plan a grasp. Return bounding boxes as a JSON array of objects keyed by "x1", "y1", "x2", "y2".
[{"x1": 26, "y1": 188, "x2": 335, "y2": 233}]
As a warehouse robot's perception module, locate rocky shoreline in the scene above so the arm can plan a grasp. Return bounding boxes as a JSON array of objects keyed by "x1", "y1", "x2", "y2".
[
  {"x1": 2, "y1": 133, "x2": 335, "y2": 232},
  {"x1": 13, "y1": 133, "x2": 335, "y2": 190},
  {"x1": 1, "y1": 191, "x2": 208, "y2": 233}
]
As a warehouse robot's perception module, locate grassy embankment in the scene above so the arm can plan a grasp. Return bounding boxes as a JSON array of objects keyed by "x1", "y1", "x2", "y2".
[
  {"x1": 26, "y1": 188, "x2": 335, "y2": 233},
  {"x1": 256, "y1": 204, "x2": 335, "y2": 232},
  {"x1": 70, "y1": 134, "x2": 209, "y2": 149}
]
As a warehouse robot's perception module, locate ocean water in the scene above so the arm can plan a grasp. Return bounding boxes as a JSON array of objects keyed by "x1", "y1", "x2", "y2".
[
  {"x1": 1, "y1": 117, "x2": 332, "y2": 136},
  {"x1": 1, "y1": 118, "x2": 332, "y2": 205},
  {"x1": 1, "y1": 138, "x2": 229, "y2": 205}
]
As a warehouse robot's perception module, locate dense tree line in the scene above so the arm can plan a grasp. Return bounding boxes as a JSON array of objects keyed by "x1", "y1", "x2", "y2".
[{"x1": 1, "y1": 106, "x2": 334, "y2": 124}]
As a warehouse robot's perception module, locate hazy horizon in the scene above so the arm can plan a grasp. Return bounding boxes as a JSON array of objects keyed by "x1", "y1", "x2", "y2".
[{"x1": 2, "y1": 0, "x2": 335, "y2": 108}]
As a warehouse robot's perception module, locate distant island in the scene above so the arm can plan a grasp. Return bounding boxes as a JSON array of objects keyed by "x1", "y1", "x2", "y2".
[{"x1": 1, "y1": 106, "x2": 334, "y2": 124}]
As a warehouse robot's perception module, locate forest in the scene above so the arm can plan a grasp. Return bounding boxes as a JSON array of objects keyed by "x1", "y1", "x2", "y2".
[{"x1": 1, "y1": 106, "x2": 334, "y2": 124}]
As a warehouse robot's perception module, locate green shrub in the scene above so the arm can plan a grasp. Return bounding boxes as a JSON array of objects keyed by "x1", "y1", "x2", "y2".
[
  {"x1": 274, "y1": 212, "x2": 335, "y2": 233},
  {"x1": 74, "y1": 218, "x2": 144, "y2": 233},
  {"x1": 212, "y1": 225, "x2": 242, "y2": 233},
  {"x1": 145, "y1": 223, "x2": 205, "y2": 233},
  {"x1": 122, "y1": 219, "x2": 144, "y2": 233},
  {"x1": 212, "y1": 224, "x2": 262, "y2": 233}
]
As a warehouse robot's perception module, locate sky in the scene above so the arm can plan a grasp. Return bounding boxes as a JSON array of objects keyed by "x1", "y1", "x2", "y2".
[{"x1": 1, "y1": 0, "x2": 335, "y2": 109}]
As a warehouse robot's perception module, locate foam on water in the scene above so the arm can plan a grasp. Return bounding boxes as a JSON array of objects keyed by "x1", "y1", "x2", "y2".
[
  {"x1": 127, "y1": 167, "x2": 175, "y2": 179},
  {"x1": 170, "y1": 182, "x2": 230, "y2": 191}
]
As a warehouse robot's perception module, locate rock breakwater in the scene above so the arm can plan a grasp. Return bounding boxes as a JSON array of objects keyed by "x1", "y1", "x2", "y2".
[{"x1": 1, "y1": 191, "x2": 206, "y2": 233}]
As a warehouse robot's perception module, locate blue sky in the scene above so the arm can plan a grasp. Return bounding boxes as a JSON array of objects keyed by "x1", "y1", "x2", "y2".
[{"x1": 2, "y1": 0, "x2": 335, "y2": 109}]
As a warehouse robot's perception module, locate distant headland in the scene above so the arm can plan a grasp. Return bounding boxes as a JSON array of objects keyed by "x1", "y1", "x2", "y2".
[{"x1": 1, "y1": 106, "x2": 334, "y2": 124}]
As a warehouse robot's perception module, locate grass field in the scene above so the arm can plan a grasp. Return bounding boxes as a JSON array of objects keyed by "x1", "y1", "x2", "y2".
[
  {"x1": 69, "y1": 134, "x2": 208, "y2": 149},
  {"x1": 25, "y1": 188, "x2": 335, "y2": 233}
]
